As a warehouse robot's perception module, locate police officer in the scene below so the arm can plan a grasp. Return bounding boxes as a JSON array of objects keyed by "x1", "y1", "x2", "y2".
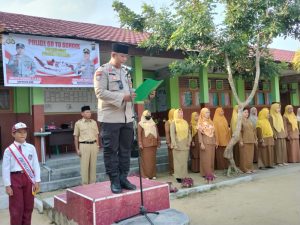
[
  {"x1": 8, "y1": 43, "x2": 36, "y2": 77},
  {"x1": 73, "y1": 105, "x2": 100, "y2": 184},
  {"x1": 75, "y1": 48, "x2": 95, "y2": 78},
  {"x1": 94, "y1": 43, "x2": 136, "y2": 194}
]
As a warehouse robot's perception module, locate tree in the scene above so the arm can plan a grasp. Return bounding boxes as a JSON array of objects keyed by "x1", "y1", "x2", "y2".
[{"x1": 113, "y1": 0, "x2": 299, "y2": 175}]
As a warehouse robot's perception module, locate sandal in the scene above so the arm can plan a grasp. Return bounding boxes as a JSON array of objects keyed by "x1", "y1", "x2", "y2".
[{"x1": 167, "y1": 182, "x2": 178, "y2": 193}]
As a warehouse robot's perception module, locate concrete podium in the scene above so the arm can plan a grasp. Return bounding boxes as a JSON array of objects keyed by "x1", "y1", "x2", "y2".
[{"x1": 54, "y1": 176, "x2": 170, "y2": 225}]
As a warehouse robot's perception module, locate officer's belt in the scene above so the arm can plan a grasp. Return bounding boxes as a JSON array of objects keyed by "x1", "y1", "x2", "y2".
[{"x1": 79, "y1": 141, "x2": 96, "y2": 144}]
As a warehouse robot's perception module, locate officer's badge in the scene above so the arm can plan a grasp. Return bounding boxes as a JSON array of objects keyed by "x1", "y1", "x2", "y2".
[{"x1": 28, "y1": 154, "x2": 33, "y2": 160}]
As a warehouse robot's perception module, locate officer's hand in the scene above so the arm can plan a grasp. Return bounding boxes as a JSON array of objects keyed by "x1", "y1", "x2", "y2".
[
  {"x1": 131, "y1": 92, "x2": 137, "y2": 98},
  {"x1": 123, "y1": 94, "x2": 133, "y2": 102},
  {"x1": 76, "y1": 150, "x2": 81, "y2": 157},
  {"x1": 6, "y1": 186, "x2": 13, "y2": 196}
]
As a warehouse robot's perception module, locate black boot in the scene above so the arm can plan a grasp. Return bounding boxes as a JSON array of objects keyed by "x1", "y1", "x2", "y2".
[
  {"x1": 120, "y1": 174, "x2": 136, "y2": 190},
  {"x1": 110, "y1": 176, "x2": 122, "y2": 194}
]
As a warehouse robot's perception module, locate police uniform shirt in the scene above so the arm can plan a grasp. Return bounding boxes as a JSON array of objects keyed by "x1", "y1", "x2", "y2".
[
  {"x1": 75, "y1": 60, "x2": 95, "y2": 78},
  {"x1": 8, "y1": 54, "x2": 36, "y2": 77},
  {"x1": 94, "y1": 63, "x2": 134, "y2": 123},
  {"x1": 2, "y1": 141, "x2": 41, "y2": 187},
  {"x1": 73, "y1": 118, "x2": 99, "y2": 142}
]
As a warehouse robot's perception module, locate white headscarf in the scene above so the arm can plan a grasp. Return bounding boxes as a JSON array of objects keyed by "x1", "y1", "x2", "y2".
[
  {"x1": 139, "y1": 110, "x2": 157, "y2": 138},
  {"x1": 297, "y1": 108, "x2": 300, "y2": 122},
  {"x1": 249, "y1": 107, "x2": 258, "y2": 127}
]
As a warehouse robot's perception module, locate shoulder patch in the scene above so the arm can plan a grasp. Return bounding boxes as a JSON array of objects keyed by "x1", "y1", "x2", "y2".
[{"x1": 95, "y1": 67, "x2": 103, "y2": 76}]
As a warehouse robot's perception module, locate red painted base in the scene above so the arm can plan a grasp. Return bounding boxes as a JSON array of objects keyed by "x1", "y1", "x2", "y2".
[{"x1": 54, "y1": 177, "x2": 170, "y2": 225}]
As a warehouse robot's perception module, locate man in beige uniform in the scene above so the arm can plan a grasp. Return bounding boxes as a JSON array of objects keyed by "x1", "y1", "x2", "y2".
[
  {"x1": 94, "y1": 43, "x2": 136, "y2": 194},
  {"x1": 74, "y1": 105, "x2": 100, "y2": 184}
]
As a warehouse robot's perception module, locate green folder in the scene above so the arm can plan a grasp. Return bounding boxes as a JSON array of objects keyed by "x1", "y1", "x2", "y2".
[{"x1": 134, "y1": 79, "x2": 163, "y2": 102}]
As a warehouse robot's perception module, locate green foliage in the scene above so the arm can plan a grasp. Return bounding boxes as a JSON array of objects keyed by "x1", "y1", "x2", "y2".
[
  {"x1": 293, "y1": 50, "x2": 300, "y2": 71},
  {"x1": 112, "y1": 1, "x2": 145, "y2": 31},
  {"x1": 112, "y1": 0, "x2": 299, "y2": 78}
]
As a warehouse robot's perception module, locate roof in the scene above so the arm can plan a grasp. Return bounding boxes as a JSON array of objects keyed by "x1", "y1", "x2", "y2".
[
  {"x1": 0, "y1": 11, "x2": 149, "y2": 45},
  {"x1": 0, "y1": 11, "x2": 296, "y2": 63},
  {"x1": 269, "y1": 48, "x2": 295, "y2": 63}
]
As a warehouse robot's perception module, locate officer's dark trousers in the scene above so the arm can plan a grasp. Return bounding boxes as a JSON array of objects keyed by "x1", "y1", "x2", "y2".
[{"x1": 101, "y1": 122, "x2": 134, "y2": 178}]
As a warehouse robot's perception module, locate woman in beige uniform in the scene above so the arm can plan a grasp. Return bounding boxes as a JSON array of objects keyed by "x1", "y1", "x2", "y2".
[
  {"x1": 170, "y1": 108, "x2": 191, "y2": 183},
  {"x1": 269, "y1": 103, "x2": 288, "y2": 166},
  {"x1": 138, "y1": 110, "x2": 161, "y2": 179},
  {"x1": 239, "y1": 109, "x2": 257, "y2": 173},
  {"x1": 283, "y1": 105, "x2": 300, "y2": 163},
  {"x1": 230, "y1": 105, "x2": 240, "y2": 166},
  {"x1": 190, "y1": 112, "x2": 200, "y2": 172},
  {"x1": 256, "y1": 108, "x2": 275, "y2": 169},
  {"x1": 165, "y1": 108, "x2": 176, "y2": 175},
  {"x1": 198, "y1": 108, "x2": 217, "y2": 183},
  {"x1": 213, "y1": 107, "x2": 230, "y2": 170}
]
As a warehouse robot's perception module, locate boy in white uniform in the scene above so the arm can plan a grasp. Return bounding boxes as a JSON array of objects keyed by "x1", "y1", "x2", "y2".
[{"x1": 2, "y1": 122, "x2": 41, "y2": 225}]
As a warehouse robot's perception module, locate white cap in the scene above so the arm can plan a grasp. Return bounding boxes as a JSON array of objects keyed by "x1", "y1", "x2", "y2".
[{"x1": 12, "y1": 122, "x2": 28, "y2": 133}]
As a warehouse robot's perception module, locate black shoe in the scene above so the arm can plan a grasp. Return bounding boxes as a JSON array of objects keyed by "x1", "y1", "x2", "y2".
[
  {"x1": 110, "y1": 176, "x2": 122, "y2": 194},
  {"x1": 267, "y1": 166, "x2": 275, "y2": 169},
  {"x1": 259, "y1": 167, "x2": 267, "y2": 170},
  {"x1": 176, "y1": 178, "x2": 182, "y2": 183},
  {"x1": 120, "y1": 176, "x2": 136, "y2": 190}
]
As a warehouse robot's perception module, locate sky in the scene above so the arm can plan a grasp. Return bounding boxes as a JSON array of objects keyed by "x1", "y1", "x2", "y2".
[{"x1": 0, "y1": 0, "x2": 299, "y2": 51}]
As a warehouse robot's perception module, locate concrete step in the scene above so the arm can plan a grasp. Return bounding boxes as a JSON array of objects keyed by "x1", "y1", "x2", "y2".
[
  {"x1": 40, "y1": 163, "x2": 169, "y2": 192},
  {"x1": 44, "y1": 144, "x2": 168, "y2": 169},
  {"x1": 40, "y1": 153, "x2": 168, "y2": 182}
]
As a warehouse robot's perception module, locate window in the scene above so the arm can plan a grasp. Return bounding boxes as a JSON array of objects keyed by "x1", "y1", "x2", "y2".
[
  {"x1": 209, "y1": 92, "x2": 231, "y2": 107},
  {"x1": 181, "y1": 91, "x2": 193, "y2": 107},
  {"x1": 209, "y1": 79, "x2": 232, "y2": 107},
  {"x1": 179, "y1": 77, "x2": 201, "y2": 108},
  {"x1": 245, "y1": 80, "x2": 271, "y2": 106},
  {"x1": 0, "y1": 88, "x2": 13, "y2": 112}
]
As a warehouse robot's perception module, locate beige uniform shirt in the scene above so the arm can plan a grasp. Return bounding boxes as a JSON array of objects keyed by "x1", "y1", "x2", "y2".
[
  {"x1": 73, "y1": 118, "x2": 99, "y2": 142},
  {"x1": 94, "y1": 63, "x2": 134, "y2": 123}
]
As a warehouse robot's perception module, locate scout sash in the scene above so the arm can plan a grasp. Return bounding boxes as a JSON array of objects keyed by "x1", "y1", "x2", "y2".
[{"x1": 8, "y1": 143, "x2": 35, "y2": 184}]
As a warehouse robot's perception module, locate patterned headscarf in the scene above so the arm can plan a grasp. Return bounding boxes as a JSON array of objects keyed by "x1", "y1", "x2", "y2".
[{"x1": 198, "y1": 108, "x2": 215, "y2": 138}]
